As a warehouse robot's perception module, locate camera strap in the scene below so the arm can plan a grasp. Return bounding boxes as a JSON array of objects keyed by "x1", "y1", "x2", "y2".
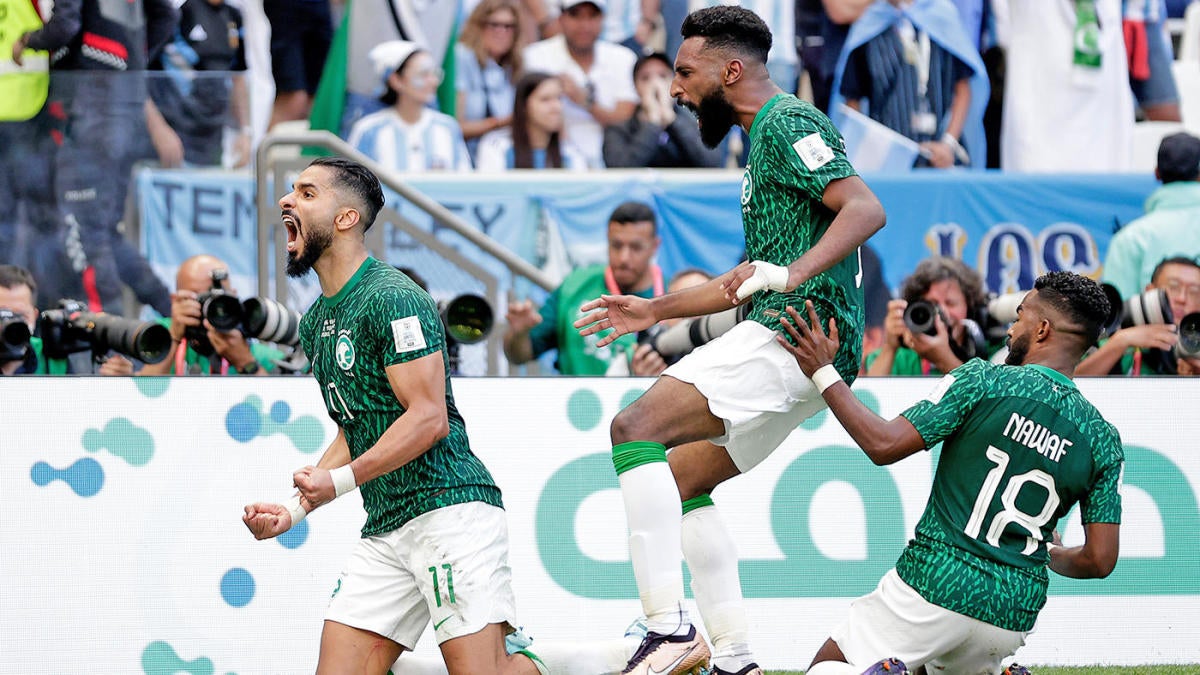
[{"x1": 604, "y1": 265, "x2": 664, "y2": 298}]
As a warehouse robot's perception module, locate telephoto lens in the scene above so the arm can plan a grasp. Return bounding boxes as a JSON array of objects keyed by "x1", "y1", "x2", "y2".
[
  {"x1": 441, "y1": 294, "x2": 494, "y2": 345},
  {"x1": 1176, "y1": 312, "x2": 1200, "y2": 360},
  {"x1": 902, "y1": 300, "x2": 940, "y2": 336},
  {"x1": 242, "y1": 297, "x2": 302, "y2": 346}
]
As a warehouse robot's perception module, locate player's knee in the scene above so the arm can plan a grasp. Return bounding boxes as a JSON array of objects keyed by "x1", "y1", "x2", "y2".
[{"x1": 609, "y1": 407, "x2": 644, "y2": 444}]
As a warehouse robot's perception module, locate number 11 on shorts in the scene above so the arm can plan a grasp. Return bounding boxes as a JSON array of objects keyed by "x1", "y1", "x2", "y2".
[{"x1": 428, "y1": 564, "x2": 456, "y2": 607}]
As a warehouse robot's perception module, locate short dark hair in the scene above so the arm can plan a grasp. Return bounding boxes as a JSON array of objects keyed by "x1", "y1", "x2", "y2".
[
  {"x1": 0, "y1": 264, "x2": 37, "y2": 299},
  {"x1": 310, "y1": 156, "x2": 386, "y2": 231},
  {"x1": 633, "y1": 52, "x2": 672, "y2": 80},
  {"x1": 1151, "y1": 255, "x2": 1200, "y2": 284},
  {"x1": 609, "y1": 201, "x2": 657, "y2": 232},
  {"x1": 1033, "y1": 271, "x2": 1111, "y2": 347},
  {"x1": 379, "y1": 50, "x2": 425, "y2": 106},
  {"x1": 900, "y1": 256, "x2": 988, "y2": 314},
  {"x1": 680, "y1": 5, "x2": 772, "y2": 65}
]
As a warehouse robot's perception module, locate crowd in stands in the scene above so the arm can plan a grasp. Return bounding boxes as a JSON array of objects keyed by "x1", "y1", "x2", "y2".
[{"x1": 2, "y1": 0, "x2": 1200, "y2": 377}]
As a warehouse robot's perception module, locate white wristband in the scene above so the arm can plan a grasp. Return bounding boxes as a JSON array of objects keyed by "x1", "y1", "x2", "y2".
[
  {"x1": 283, "y1": 493, "x2": 307, "y2": 528},
  {"x1": 330, "y1": 464, "x2": 357, "y2": 498},
  {"x1": 812, "y1": 364, "x2": 842, "y2": 394},
  {"x1": 735, "y1": 260, "x2": 790, "y2": 301}
]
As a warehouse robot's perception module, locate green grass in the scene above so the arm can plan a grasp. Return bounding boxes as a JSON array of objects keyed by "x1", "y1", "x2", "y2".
[{"x1": 768, "y1": 662, "x2": 1200, "y2": 667}]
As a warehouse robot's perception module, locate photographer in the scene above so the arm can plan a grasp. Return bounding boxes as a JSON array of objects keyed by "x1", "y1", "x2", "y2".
[
  {"x1": 138, "y1": 255, "x2": 282, "y2": 376},
  {"x1": 1077, "y1": 256, "x2": 1200, "y2": 376},
  {"x1": 504, "y1": 201, "x2": 665, "y2": 375},
  {"x1": 1, "y1": 264, "x2": 131, "y2": 376},
  {"x1": 865, "y1": 256, "x2": 990, "y2": 376}
]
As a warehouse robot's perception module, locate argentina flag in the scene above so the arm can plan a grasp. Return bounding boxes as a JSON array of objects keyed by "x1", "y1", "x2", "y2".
[{"x1": 834, "y1": 104, "x2": 922, "y2": 173}]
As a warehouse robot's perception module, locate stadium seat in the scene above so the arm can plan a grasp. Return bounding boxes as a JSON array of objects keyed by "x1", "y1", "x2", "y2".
[{"x1": 1179, "y1": 1, "x2": 1200, "y2": 62}]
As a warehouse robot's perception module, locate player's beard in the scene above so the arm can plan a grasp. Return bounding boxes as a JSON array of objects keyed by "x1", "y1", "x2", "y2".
[
  {"x1": 1005, "y1": 331, "x2": 1030, "y2": 366},
  {"x1": 286, "y1": 224, "x2": 332, "y2": 278},
  {"x1": 684, "y1": 86, "x2": 737, "y2": 149}
]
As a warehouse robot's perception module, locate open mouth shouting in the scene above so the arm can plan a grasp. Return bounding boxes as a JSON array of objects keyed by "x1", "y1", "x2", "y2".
[{"x1": 282, "y1": 211, "x2": 300, "y2": 253}]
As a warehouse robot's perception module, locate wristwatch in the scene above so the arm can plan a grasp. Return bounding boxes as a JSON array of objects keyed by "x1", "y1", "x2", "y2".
[{"x1": 237, "y1": 361, "x2": 260, "y2": 375}]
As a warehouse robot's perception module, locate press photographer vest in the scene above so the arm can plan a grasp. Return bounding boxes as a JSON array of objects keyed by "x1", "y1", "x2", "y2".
[{"x1": 0, "y1": 0, "x2": 50, "y2": 121}]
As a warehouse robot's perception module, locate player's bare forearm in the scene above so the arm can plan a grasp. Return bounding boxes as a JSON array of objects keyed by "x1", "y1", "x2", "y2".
[
  {"x1": 314, "y1": 427, "x2": 352, "y2": 470},
  {"x1": 822, "y1": 386, "x2": 925, "y2": 465},
  {"x1": 1049, "y1": 522, "x2": 1119, "y2": 578},
  {"x1": 791, "y1": 176, "x2": 885, "y2": 284},
  {"x1": 656, "y1": 271, "x2": 753, "y2": 319}
]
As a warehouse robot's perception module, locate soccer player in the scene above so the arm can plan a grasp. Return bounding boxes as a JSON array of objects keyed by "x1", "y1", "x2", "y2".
[
  {"x1": 777, "y1": 271, "x2": 1123, "y2": 675},
  {"x1": 241, "y1": 156, "x2": 545, "y2": 675},
  {"x1": 573, "y1": 6, "x2": 885, "y2": 674}
]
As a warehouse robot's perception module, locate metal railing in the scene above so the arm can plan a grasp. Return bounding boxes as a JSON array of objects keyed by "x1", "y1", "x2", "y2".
[{"x1": 254, "y1": 130, "x2": 555, "y2": 375}]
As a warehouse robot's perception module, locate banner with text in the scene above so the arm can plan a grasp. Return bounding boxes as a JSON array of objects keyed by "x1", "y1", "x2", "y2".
[{"x1": 4, "y1": 377, "x2": 1198, "y2": 673}]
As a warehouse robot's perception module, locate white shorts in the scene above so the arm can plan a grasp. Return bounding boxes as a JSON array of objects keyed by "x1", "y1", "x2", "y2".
[
  {"x1": 832, "y1": 569, "x2": 1028, "y2": 674},
  {"x1": 663, "y1": 320, "x2": 828, "y2": 472},
  {"x1": 325, "y1": 501, "x2": 518, "y2": 650}
]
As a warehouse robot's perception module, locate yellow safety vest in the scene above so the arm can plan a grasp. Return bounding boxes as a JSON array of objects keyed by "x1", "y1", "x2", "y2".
[{"x1": 0, "y1": 0, "x2": 49, "y2": 121}]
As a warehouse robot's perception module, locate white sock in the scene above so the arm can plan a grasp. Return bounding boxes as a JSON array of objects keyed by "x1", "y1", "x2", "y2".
[
  {"x1": 806, "y1": 662, "x2": 861, "y2": 675},
  {"x1": 682, "y1": 503, "x2": 753, "y2": 672},
  {"x1": 614, "y1": 442, "x2": 689, "y2": 635}
]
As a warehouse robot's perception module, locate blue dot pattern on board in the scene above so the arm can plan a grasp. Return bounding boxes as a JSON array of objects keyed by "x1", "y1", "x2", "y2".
[
  {"x1": 30, "y1": 457, "x2": 104, "y2": 497},
  {"x1": 269, "y1": 400, "x2": 291, "y2": 424},
  {"x1": 278, "y1": 519, "x2": 309, "y2": 549},
  {"x1": 220, "y1": 568, "x2": 255, "y2": 607},
  {"x1": 225, "y1": 403, "x2": 261, "y2": 442}
]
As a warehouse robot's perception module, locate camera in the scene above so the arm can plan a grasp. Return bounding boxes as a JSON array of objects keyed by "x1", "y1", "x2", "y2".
[
  {"x1": 1116, "y1": 286, "x2": 1173, "y2": 329},
  {"x1": 1, "y1": 309, "x2": 32, "y2": 363},
  {"x1": 903, "y1": 300, "x2": 987, "y2": 361},
  {"x1": 242, "y1": 297, "x2": 302, "y2": 347},
  {"x1": 441, "y1": 294, "x2": 494, "y2": 346},
  {"x1": 643, "y1": 304, "x2": 749, "y2": 363},
  {"x1": 1176, "y1": 312, "x2": 1200, "y2": 360},
  {"x1": 186, "y1": 268, "x2": 241, "y2": 355},
  {"x1": 902, "y1": 300, "x2": 945, "y2": 336},
  {"x1": 39, "y1": 299, "x2": 172, "y2": 364}
]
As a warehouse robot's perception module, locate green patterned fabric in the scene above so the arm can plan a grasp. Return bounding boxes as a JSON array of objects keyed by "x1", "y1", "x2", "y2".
[
  {"x1": 897, "y1": 359, "x2": 1124, "y2": 631},
  {"x1": 742, "y1": 94, "x2": 864, "y2": 381},
  {"x1": 299, "y1": 258, "x2": 502, "y2": 537}
]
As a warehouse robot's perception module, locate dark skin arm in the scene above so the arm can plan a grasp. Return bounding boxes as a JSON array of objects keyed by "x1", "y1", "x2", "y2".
[
  {"x1": 777, "y1": 301, "x2": 926, "y2": 465},
  {"x1": 1049, "y1": 522, "x2": 1120, "y2": 578}
]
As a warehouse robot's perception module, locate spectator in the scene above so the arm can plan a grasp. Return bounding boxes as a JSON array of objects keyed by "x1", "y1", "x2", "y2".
[
  {"x1": 0, "y1": 264, "x2": 131, "y2": 376},
  {"x1": 1124, "y1": 0, "x2": 1182, "y2": 122},
  {"x1": 503, "y1": 201, "x2": 663, "y2": 374},
  {"x1": 138, "y1": 255, "x2": 283, "y2": 376},
  {"x1": 263, "y1": 0, "x2": 332, "y2": 129},
  {"x1": 865, "y1": 256, "x2": 989, "y2": 376},
  {"x1": 859, "y1": 243, "x2": 893, "y2": 368},
  {"x1": 523, "y1": 0, "x2": 638, "y2": 168},
  {"x1": 1102, "y1": 132, "x2": 1200, "y2": 301},
  {"x1": 1079, "y1": 256, "x2": 1200, "y2": 376},
  {"x1": 475, "y1": 71, "x2": 589, "y2": 170},
  {"x1": 11, "y1": 0, "x2": 177, "y2": 318},
  {"x1": 147, "y1": 0, "x2": 252, "y2": 168},
  {"x1": 348, "y1": 40, "x2": 473, "y2": 173},
  {"x1": 603, "y1": 52, "x2": 723, "y2": 168},
  {"x1": 455, "y1": 0, "x2": 528, "y2": 161},
  {"x1": 601, "y1": 0, "x2": 662, "y2": 54},
  {"x1": 994, "y1": 0, "x2": 1134, "y2": 172},
  {"x1": 833, "y1": 0, "x2": 989, "y2": 169}
]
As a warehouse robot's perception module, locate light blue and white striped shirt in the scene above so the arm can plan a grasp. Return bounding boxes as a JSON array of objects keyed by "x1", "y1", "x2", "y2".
[{"x1": 348, "y1": 107, "x2": 474, "y2": 173}]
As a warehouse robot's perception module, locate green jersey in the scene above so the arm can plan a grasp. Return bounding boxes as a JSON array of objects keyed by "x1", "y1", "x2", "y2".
[
  {"x1": 298, "y1": 258, "x2": 502, "y2": 537},
  {"x1": 897, "y1": 359, "x2": 1124, "y2": 631},
  {"x1": 742, "y1": 94, "x2": 864, "y2": 380}
]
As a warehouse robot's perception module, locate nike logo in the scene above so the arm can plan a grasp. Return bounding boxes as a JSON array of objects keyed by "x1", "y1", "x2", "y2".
[
  {"x1": 647, "y1": 645, "x2": 698, "y2": 675},
  {"x1": 433, "y1": 616, "x2": 453, "y2": 631}
]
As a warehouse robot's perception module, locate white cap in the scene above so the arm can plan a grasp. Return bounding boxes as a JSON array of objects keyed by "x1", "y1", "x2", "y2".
[
  {"x1": 561, "y1": 0, "x2": 606, "y2": 11},
  {"x1": 368, "y1": 40, "x2": 422, "y2": 94}
]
